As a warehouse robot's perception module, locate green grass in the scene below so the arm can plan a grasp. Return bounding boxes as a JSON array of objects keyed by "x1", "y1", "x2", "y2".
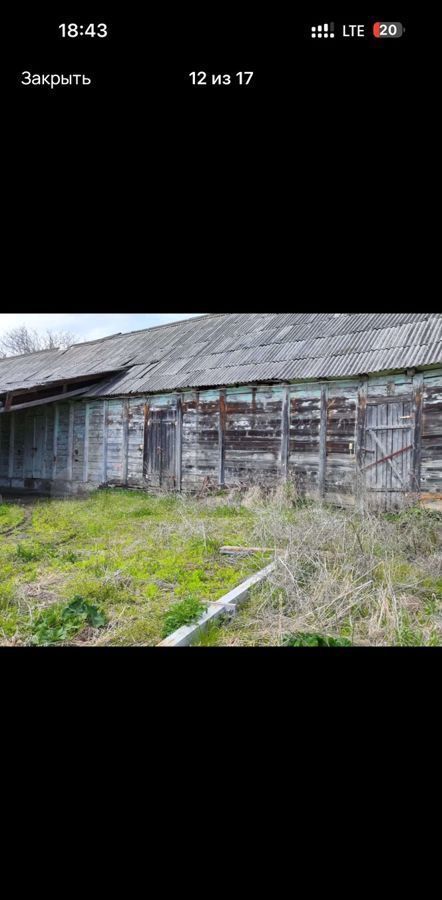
[
  {"x1": 0, "y1": 503, "x2": 25, "y2": 533},
  {"x1": 1, "y1": 489, "x2": 440, "y2": 647},
  {"x1": 161, "y1": 596, "x2": 207, "y2": 638},
  {"x1": 0, "y1": 491, "x2": 264, "y2": 646}
]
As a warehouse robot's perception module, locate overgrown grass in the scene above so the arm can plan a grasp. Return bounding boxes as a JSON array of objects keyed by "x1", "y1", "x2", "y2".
[
  {"x1": 1, "y1": 486, "x2": 441, "y2": 647},
  {"x1": 195, "y1": 487, "x2": 442, "y2": 647},
  {"x1": 0, "y1": 490, "x2": 262, "y2": 646},
  {"x1": 0, "y1": 503, "x2": 25, "y2": 533}
]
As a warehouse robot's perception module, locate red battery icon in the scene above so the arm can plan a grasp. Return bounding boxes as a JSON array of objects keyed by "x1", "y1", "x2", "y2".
[{"x1": 373, "y1": 22, "x2": 404, "y2": 38}]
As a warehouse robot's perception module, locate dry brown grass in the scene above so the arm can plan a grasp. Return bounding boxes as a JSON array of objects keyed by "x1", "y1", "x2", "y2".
[{"x1": 199, "y1": 486, "x2": 442, "y2": 647}]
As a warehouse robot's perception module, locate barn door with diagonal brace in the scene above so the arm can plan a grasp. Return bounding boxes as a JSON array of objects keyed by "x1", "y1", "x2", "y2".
[{"x1": 361, "y1": 399, "x2": 414, "y2": 503}]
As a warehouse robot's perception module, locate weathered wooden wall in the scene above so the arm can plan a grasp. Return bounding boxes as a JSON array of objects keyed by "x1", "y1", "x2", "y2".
[
  {"x1": 289, "y1": 384, "x2": 322, "y2": 498},
  {"x1": 224, "y1": 387, "x2": 283, "y2": 487},
  {"x1": 421, "y1": 372, "x2": 442, "y2": 494},
  {"x1": 182, "y1": 390, "x2": 220, "y2": 489},
  {"x1": 0, "y1": 369, "x2": 441, "y2": 503}
]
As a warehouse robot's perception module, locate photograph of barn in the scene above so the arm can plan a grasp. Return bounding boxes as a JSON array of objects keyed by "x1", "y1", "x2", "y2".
[{"x1": 0, "y1": 313, "x2": 441, "y2": 508}]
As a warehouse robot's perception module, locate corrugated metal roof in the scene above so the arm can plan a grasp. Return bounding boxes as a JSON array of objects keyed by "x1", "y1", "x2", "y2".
[{"x1": 0, "y1": 313, "x2": 441, "y2": 398}]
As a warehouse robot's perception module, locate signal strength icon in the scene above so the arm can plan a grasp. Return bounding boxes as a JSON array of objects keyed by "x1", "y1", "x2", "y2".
[{"x1": 311, "y1": 23, "x2": 335, "y2": 38}]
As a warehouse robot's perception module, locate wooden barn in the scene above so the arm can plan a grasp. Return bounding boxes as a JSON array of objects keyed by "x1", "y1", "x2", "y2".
[{"x1": 0, "y1": 313, "x2": 441, "y2": 508}]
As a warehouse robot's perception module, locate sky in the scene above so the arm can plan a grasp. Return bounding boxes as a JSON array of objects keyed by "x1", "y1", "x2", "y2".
[{"x1": 0, "y1": 313, "x2": 202, "y2": 343}]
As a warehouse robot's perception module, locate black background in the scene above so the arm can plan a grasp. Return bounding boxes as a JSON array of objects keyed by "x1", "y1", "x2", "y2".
[
  {"x1": 10, "y1": 6, "x2": 416, "y2": 299},
  {"x1": 12, "y1": 6, "x2": 413, "y2": 114}
]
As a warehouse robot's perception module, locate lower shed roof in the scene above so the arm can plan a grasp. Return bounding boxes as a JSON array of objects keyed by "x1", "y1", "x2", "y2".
[{"x1": 0, "y1": 313, "x2": 441, "y2": 399}]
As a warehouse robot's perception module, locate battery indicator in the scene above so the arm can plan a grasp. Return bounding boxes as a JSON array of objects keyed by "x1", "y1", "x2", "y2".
[{"x1": 373, "y1": 22, "x2": 404, "y2": 38}]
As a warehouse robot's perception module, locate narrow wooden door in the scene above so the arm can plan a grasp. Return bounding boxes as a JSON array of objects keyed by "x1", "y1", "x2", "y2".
[
  {"x1": 144, "y1": 407, "x2": 177, "y2": 490},
  {"x1": 361, "y1": 399, "x2": 414, "y2": 505},
  {"x1": 23, "y1": 412, "x2": 47, "y2": 481}
]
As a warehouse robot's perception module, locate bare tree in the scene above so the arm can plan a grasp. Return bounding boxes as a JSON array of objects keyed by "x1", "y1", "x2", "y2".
[{"x1": 0, "y1": 326, "x2": 77, "y2": 358}]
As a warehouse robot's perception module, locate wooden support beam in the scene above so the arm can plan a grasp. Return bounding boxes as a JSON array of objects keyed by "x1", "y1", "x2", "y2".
[
  {"x1": 52, "y1": 404, "x2": 59, "y2": 480},
  {"x1": 143, "y1": 402, "x2": 150, "y2": 481},
  {"x1": 122, "y1": 399, "x2": 129, "y2": 486},
  {"x1": 32, "y1": 416, "x2": 37, "y2": 480},
  {"x1": 0, "y1": 385, "x2": 91, "y2": 414},
  {"x1": 8, "y1": 414, "x2": 15, "y2": 479},
  {"x1": 4, "y1": 393, "x2": 14, "y2": 412},
  {"x1": 219, "y1": 390, "x2": 226, "y2": 487},
  {"x1": 318, "y1": 383, "x2": 328, "y2": 498},
  {"x1": 281, "y1": 385, "x2": 290, "y2": 481},
  {"x1": 67, "y1": 403, "x2": 74, "y2": 482},
  {"x1": 42, "y1": 409, "x2": 48, "y2": 479},
  {"x1": 102, "y1": 400, "x2": 109, "y2": 484},
  {"x1": 175, "y1": 393, "x2": 183, "y2": 492},
  {"x1": 356, "y1": 377, "x2": 369, "y2": 498},
  {"x1": 412, "y1": 372, "x2": 424, "y2": 492},
  {"x1": 83, "y1": 403, "x2": 90, "y2": 483}
]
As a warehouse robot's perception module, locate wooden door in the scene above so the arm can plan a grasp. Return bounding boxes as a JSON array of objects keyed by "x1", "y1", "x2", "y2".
[
  {"x1": 361, "y1": 399, "x2": 414, "y2": 505},
  {"x1": 23, "y1": 412, "x2": 47, "y2": 481},
  {"x1": 144, "y1": 407, "x2": 177, "y2": 490}
]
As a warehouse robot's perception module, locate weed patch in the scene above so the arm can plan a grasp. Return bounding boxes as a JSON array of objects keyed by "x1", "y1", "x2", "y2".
[
  {"x1": 30, "y1": 597, "x2": 107, "y2": 645},
  {"x1": 31, "y1": 597, "x2": 106, "y2": 645},
  {"x1": 283, "y1": 633, "x2": 352, "y2": 648},
  {"x1": 161, "y1": 596, "x2": 207, "y2": 638}
]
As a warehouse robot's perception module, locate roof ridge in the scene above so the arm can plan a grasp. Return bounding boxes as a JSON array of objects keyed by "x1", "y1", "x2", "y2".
[
  {"x1": 60, "y1": 314, "x2": 220, "y2": 350},
  {"x1": 95, "y1": 313, "x2": 223, "y2": 339},
  {"x1": 0, "y1": 346, "x2": 60, "y2": 363}
]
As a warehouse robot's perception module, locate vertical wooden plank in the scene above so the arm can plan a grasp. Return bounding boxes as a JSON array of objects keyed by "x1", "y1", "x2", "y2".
[
  {"x1": 356, "y1": 377, "x2": 368, "y2": 498},
  {"x1": 42, "y1": 409, "x2": 48, "y2": 479},
  {"x1": 67, "y1": 403, "x2": 74, "y2": 483},
  {"x1": 175, "y1": 394, "x2": 183, "y2": 492},
  {"x1": 158, "y1": 410, "x2": 164, "y2": 489},
  {"x1": 412, "y1": 372, "x2": 424, "y2": 493},
  {"x1": 378, "y1": 402, "x2": 388, "y2": 496},
  {"x1": 218, "y1": 390, "x2": 226, "y2": 487},
  {"x1": 390, "y1": 401, "x2": 400, "y2": 491},
  {"x1": 102, "y1": 399, "x2": 109, "y2": 484},
  {"x1": 143, "y1": 402, "x2": 150, "y2": 481},
  {"x1": 83, "y1": 403, "x2": 90, "y2": 483},
  {"x1": 52, "y1": 403, "x2": 59, "y2": 480},
  {"x1": 281, "y1": 385, "x2": 290, "y2": 481},
  {"x1": 122, "y1": 399, "x2": 129, "y2": 485},
  {"x1": 31, "y1": 416, "x2": 36, "y2": 479},
  {"x1": 356, "y1": 378, "x2": 368, "y2": 470},
  {"x1": 364, "y1": 405, "x2": 375, "y2": 492},
  {"x1": 318, "y1": 384, "x2": 328, "y2": 498},
  {"x1": 8, "y1": 414, "x2": 15, "y2": 480},
  {"x1": 32, "y1": 412, "x2": 44, "y2": 480}
]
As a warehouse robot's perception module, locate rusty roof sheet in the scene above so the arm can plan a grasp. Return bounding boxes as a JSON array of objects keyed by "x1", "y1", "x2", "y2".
[{"x1": 0, "y1": 313, "x2": 441, "y2": 398}]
